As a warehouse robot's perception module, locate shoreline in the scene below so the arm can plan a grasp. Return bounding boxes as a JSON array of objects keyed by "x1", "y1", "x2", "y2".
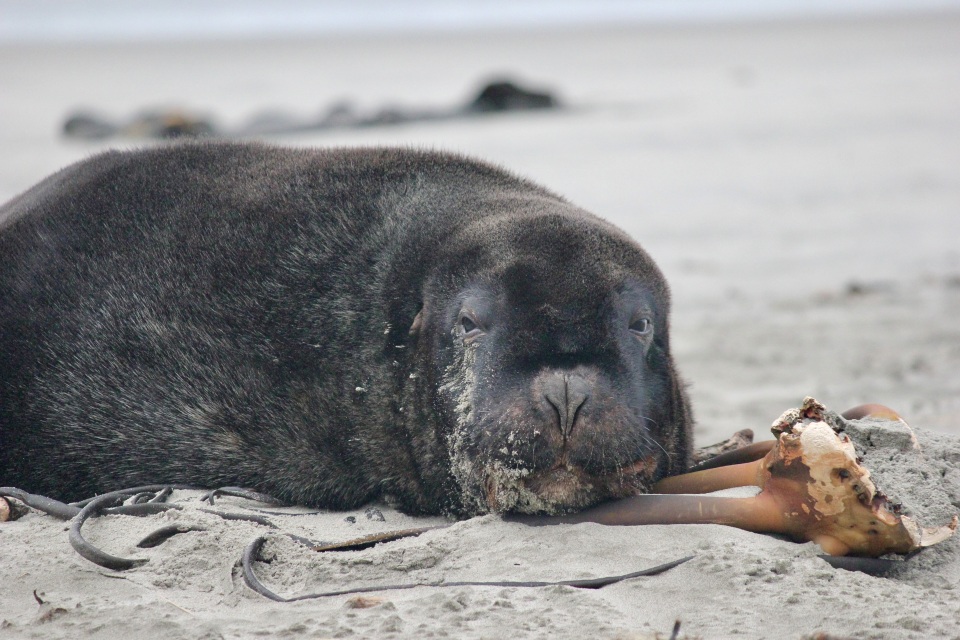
[{"x1": 3, "y1": 1, "x2": 959, "y2": 45}]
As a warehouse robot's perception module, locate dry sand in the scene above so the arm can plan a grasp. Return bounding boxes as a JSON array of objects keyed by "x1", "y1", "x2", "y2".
[
  {"x1": 2, "y1": 12, "x2": 960, "y2": 639},
  {"x1": 1, "y1": 423, "x2": 959, "y2": 639}
]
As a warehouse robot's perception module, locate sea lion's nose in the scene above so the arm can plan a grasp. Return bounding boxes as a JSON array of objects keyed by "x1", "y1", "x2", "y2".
[{"x1": 543, "y1": 373, "x2": 590, "y2": 437}]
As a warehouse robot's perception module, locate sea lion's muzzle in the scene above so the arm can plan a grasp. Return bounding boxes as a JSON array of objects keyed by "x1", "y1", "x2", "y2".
[
  {"x1": 541, "y1": 372, "x2": 591, "y2": 437},
  {"x1": 465, "y1": 365, "x2": 666, "y2": 514}
]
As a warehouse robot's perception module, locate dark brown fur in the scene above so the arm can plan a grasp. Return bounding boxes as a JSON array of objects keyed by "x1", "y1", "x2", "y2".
[{"x1": 0, "y1": 142, "x2": 692, "y2": 516}]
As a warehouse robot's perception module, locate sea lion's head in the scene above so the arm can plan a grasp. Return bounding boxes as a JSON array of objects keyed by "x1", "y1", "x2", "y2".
[{"x1": 410, "y1": 196, "x2": 692, "y2": 516}]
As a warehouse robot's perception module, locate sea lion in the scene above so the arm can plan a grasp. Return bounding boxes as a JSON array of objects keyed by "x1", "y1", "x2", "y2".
[{"x1": 0, "y1": 142, "x2": 692, "y2": 516}]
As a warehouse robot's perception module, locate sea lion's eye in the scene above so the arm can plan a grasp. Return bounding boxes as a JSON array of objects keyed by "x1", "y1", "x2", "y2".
[
  {"x1": 630, "y1": 317, "x2": 652, "y2": 336},
  {"x1": 458, "y1": 310, "x2": 483, "y2": 342}
]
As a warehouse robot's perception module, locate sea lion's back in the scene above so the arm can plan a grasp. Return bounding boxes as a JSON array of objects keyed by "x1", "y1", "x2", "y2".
[{"x1": 0, "y1": 142, "x2": 559, "y2": 502}]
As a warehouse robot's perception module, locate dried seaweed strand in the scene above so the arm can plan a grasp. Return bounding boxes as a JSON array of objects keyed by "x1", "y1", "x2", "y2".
[
  {"x1": 198, "y1": 508, "x2": 277, "y2": 528},
  {"x1": 70, "y1": 484, "x2": 197, "y2": 508},
  {"x1": 818, "y1": 554, "x2": 912, "y2": 576},
  {"x1": 137, "y1": 525, "x2": 207, "y2": 548},
  {"x1": 65, "y1": 484, "x2": 273, "y2": 570},
  {"x1": 311, "y1": 526, "x2": 447, "y2": 552},
  {"x1": 200, "y1": 487, "x2": 282, "y2": 506},
  {"x1": 241, "y1": 535, "x2": 694, "y2": 601},
  {"x1": 69, "y1": 493, "x2": 184, "y2": 570},
  {"x1": 0, "y1": 487, "x2": 82, "y2": 520}
]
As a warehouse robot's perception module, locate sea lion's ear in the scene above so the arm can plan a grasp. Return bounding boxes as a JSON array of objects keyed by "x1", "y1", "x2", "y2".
[{"x1": 409, "y1": 309, "x2": 424, "y2": 336}]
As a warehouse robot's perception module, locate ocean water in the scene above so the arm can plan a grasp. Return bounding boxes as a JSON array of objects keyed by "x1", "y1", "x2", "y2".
[{"x1": 2, "y1": 0, "x2": 960, "y2": 43}]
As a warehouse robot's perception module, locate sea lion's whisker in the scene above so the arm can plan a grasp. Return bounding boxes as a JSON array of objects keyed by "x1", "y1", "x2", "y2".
[{"x1": 639, "y1": 425, "x2": 671, "y2": 460}]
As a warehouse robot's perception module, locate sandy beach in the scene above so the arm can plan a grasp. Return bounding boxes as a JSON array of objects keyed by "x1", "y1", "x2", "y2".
[{"x1": 2, "y1": 10, "x2": 960, "y2": 639}]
